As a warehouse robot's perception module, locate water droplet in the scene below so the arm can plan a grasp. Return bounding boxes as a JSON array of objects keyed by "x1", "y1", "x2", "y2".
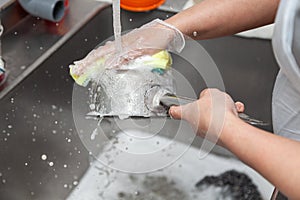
[
  {"x1": 24, "y1": 162, "x2": 28, "y2": 166},
  {"x1": 63, "y1": 184, "x2": 68, "y2": 188},
  {"x1": 14, "y1": 31, "x2": 18, "y2": 35},
  {"x1": 129, "y1": 18, "x2": 132, "y2": 22},
  {"x1": 48, "y1": 162, "x2": 54, "y2": 167},
  {"x1": 63, "y1": 164, "x2": 67, "y2": 168},
  {"x1": 73, "y1": 181, "x2": 78, "y2": 186},
  {"x1": 51, "y1": 105, "x2": 57, "y2": 110},
  {"x1": 7, "y1": 125, "x2": 12, "y2": 129},
  {"x1": 2, "y1": 179, "x2": 6, "y2": 184},
  {"x1": 67, "y1": 138, "x2": 71, "y2": 143},
  {"x1": 41, "y1": 154, "x2": 47, "y2": 160},
  {"x1": 84, "y1": 38, "x2": 88, "y2": 42},
  {"x1": 52, "y1": 130, "x2": 57, "y2": 134},
  {"x1": 90, "y1": 128, "x2": 98, "y2": 140},
  {"x1": 20, "y1": 65, "x2": 26, "y2": 70},
  {"x1": 193, "y1": 31, "x2": 197, "y2": 37},
  {"x1": 89, "y1": 104, "x2": 95, "y2": 110},
  {"x1": 32, "y1": 138, "x2": 36, "y2": 142}
]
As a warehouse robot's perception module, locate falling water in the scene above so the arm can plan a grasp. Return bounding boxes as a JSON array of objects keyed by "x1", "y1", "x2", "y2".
[
  {"x1": 112, "y1": 0, "x2": 122, "y2": 55},
  {"x1": 0, "y1": 17, "x2": 4, "y2": 83},
  {"x1": 0, "y1": 19, "x2": 3, "y2": 60}
]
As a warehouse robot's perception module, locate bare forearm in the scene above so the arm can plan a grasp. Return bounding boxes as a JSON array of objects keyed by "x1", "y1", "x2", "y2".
[
  {"x1": 221, "y1": 116, "x2": 300, "y2": 199},
  {"x1": 165, "y1": 0, "x2": 279, "y2": 39}
]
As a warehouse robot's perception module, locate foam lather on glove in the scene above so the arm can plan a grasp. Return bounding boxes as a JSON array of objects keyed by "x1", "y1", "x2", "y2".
[{"x1": 69, "y1": 50, "x2": 172, "y2": 87}]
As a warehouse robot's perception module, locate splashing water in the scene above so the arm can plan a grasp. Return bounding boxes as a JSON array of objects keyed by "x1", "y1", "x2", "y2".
[{"x1": 90, "y1": 118, "x2": 103, "y2": 140}]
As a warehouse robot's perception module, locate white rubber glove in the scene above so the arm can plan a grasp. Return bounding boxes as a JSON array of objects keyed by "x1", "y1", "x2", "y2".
[{"x1": 73, "y1": 19, "x2": 185, "y2": 75}]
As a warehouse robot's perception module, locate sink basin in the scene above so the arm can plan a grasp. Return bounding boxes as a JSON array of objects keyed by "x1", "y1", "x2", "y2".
[
  {"x1": 0, "y1": 4, "x2": 279, "y2": 200},
  {"x1": 67, "y1": 132, "x2": 273, "y2": 200}
]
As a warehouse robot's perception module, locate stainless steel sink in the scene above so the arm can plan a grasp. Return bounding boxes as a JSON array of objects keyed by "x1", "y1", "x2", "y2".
[{"x1": 0, "y1": 3, "x2": 279, "y2": 200}]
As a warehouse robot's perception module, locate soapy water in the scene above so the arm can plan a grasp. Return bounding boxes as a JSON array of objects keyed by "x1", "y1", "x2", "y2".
[
  {"x1": 87, "y1": 59, "x2": 175, "y2": 119},
  {"x1": 68, "y1": 140, "x2": 272, "y2": 200},
  {"x1": 115, "y1": 175, "x2": 189, "y2": 200},
  {"x1": 71, "y1": 54, "x2": 201, "y2": 173}
]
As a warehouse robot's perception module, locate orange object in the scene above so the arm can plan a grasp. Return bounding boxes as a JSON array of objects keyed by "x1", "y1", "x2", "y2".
[
  {"x1": 121, "y1": 0, "x2": 165, "y2": 12},
  {"x1": 64, "y1": 0, "x2": 69, "y2": 8}
]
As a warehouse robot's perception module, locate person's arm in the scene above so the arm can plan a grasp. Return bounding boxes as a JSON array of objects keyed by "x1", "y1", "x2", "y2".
[
  {"x1": 166, "y1": 0, "x2": 280, "y2": 40},
  {"x1": 170, "y1": 88, "x2": 300, "y2": 199},
  {"x1": 72, "y1": 0, "x2": 280, "y2": 70},
  {"x1": 222, "y1": 115, "x2": 300, "y2": 199}
]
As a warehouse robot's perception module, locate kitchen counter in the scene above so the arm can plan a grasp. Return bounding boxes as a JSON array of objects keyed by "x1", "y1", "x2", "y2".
[{"x1": 0, "y1": 4, "x2": 279, "y2": 200}]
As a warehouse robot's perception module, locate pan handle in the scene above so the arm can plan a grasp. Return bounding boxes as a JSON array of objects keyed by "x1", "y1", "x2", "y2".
[{"x1": 160, "y1": 94, "x2": 269, "y2": 126}]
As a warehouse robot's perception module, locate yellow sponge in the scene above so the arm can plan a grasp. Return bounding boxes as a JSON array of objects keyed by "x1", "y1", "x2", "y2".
[
  {"x1": 144, "y1": 50, "x2": 172, "y2": 70},
  {"x1": 69, "y1": 51, "x2": 171, "y2": 87}
]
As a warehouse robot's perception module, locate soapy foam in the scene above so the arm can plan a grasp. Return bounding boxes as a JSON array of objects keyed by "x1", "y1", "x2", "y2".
[{"x1": 88, "y1": 61, "x2": 174, "y2": 118}]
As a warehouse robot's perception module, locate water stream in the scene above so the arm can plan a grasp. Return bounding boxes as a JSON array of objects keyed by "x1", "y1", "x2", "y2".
[
  {"x1": 0, "y1": 19, "x2": 3, "y2": 62},
  {"x1": 0, "y1": 18, "x2": 5, "y2": 86},
  {"x1": 112, "y1": 0, "x2": 122, "y2": 55}
]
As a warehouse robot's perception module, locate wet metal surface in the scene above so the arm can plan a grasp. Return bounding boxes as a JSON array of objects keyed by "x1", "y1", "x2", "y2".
[
  {"x1": 0, "y1": 0, "x2": 108, "y2": 99},
  {"x1": 0, "y1": 6, "x2": 279, "y2": 200}
]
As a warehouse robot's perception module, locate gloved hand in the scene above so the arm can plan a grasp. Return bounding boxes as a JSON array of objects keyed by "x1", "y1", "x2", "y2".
[
  {"x1": 169, "y1": 88, "x2": 245, "y2": 145},
  {"x1": 72, "y1": 19, "x2": 185, "y2": 76}
]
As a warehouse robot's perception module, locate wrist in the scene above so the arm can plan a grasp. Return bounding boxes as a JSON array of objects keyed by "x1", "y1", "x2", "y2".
[
  {"x1": 218, "y1": 113, "x2": 245, "y2": 147},
  {"x1": 150, "y1": 19, "x2": 185, "y2": 53}
]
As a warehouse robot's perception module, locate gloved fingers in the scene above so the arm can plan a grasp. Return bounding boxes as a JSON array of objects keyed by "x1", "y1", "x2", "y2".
[{"x1": 103, "y1": 50, "x2": 142, "y2": 69}]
